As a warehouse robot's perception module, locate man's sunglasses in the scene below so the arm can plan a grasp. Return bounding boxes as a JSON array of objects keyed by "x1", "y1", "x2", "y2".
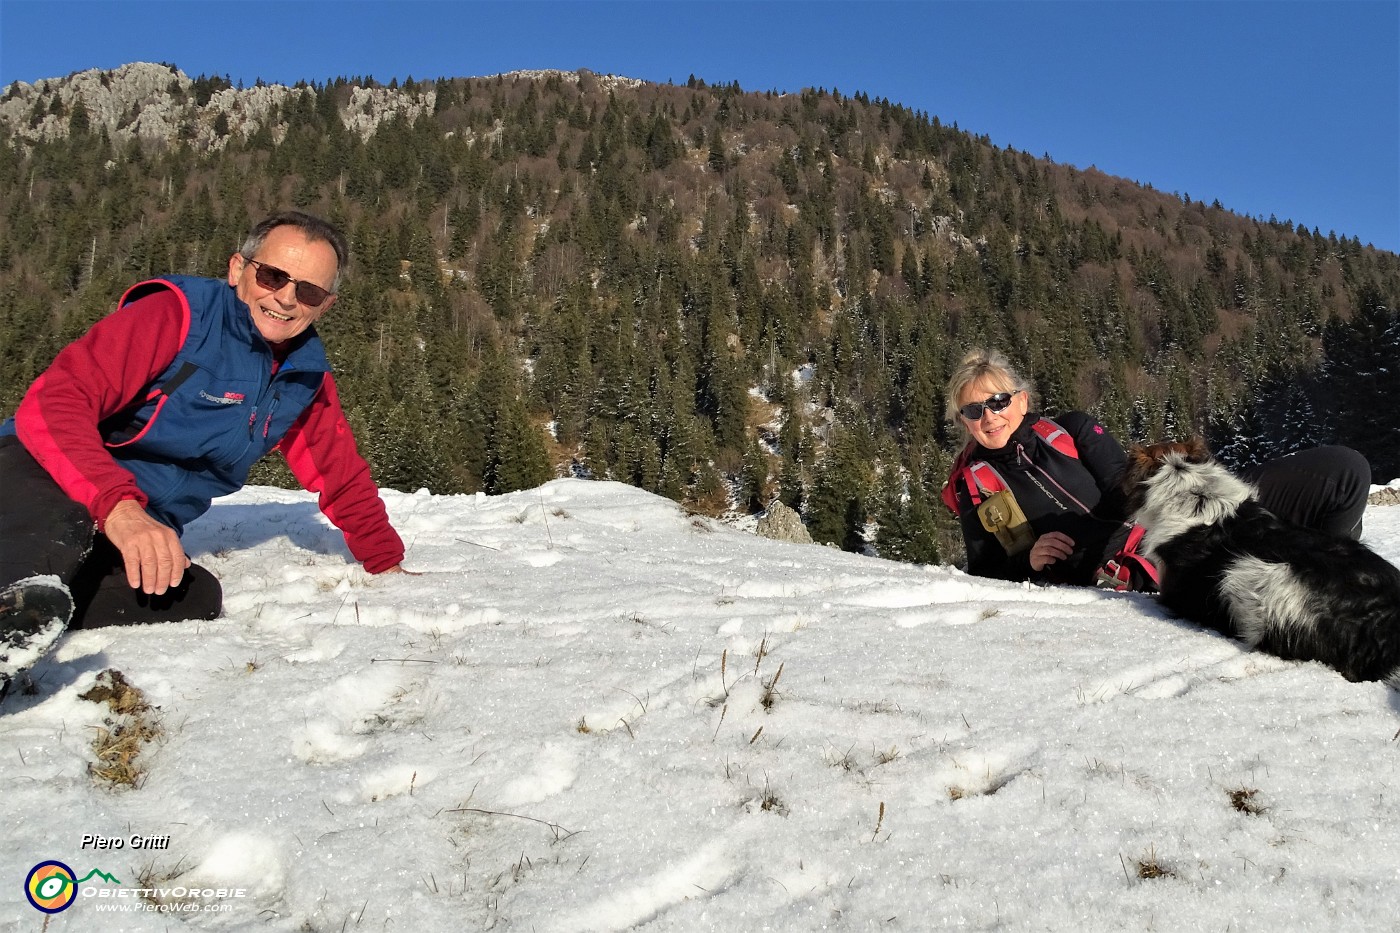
[
  {"x1": 244, "y1": 257, "x2": 334, "y2": 307},
  {"x1": 959, "y1": 391, "x2": 1020, "y2": 421}
]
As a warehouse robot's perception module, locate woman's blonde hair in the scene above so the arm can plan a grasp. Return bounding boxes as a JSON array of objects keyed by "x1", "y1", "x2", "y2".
[{"x1": 944, "y1": 348, "x2": 1035, "y2": 444}]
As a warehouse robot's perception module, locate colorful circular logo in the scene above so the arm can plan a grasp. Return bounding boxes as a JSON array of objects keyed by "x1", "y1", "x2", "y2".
[{"x1": 25, "y1": 860, "x2": 77, "y2": 913}]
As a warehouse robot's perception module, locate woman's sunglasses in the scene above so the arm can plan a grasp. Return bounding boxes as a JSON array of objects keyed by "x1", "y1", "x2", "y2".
[
  {"x1": 245, "y1": 257, "x2": 334, "y2": 307},
  {"x1": 959, "y1": 391, "x2": 1020, "y2": 421}
]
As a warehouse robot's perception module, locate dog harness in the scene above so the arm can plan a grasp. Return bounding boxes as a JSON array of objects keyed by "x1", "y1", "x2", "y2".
[{"x1": 1094, "y1": 523, "x2": 1161, "y2": 591}]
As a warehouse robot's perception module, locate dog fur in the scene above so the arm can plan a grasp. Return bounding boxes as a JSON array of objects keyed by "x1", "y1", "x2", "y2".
[{"x1": 1121, "y1": 438, "x2": 1400, "y2": 687}]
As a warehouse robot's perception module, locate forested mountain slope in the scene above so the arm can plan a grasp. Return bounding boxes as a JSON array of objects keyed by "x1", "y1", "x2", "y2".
[{"x1": 3, "y1": 63, "x2": 1397, "y2": 561}]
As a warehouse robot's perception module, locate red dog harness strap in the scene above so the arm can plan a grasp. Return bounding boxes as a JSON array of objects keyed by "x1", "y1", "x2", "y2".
[{"x1": 1094, "y1": 523, "x2": 1161, "y2": 592}]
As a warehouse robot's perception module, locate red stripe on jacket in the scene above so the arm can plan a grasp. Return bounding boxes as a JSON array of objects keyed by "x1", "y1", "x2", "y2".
[{"x1": 15, "y1": 290, "x2": 188, "y2": 528}]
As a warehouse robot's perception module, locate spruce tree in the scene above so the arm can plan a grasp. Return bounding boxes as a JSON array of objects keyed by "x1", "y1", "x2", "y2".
[
  {"x1": 739, "y1": 437, "x2": 770, "y2": 512},
  {"x1": 804, "y1": 425, "x2": 868, "y2": 551}
]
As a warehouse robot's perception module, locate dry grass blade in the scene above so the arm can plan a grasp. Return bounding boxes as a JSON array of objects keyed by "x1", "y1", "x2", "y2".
[{"x1": 760, "y1": 661, "x2": 784, "y2": 710}]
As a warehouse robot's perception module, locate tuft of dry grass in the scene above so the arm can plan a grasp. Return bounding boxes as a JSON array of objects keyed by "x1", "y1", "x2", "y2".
[
  {"x1": 1229, "y1": 787, "x2": 1266, "y2": 815},
  {"x1": 80, "y1": 669, "x2": 162, "y2": 788},
  {"x1": 758, "y1": 776, "x2": 789, "y2": 816},
  {"x1": 80, "y1": 668, "x2": 147, "y2": 714},
  {"x1": 1133, "y1": 846, "x2": 1175, "y2": 880},
  {"x1": 134, "y1": 857, "x2": 189, "y2": 904},
  {"x1": 825, "y1": 742, "x2": 857, "y2": 771}
]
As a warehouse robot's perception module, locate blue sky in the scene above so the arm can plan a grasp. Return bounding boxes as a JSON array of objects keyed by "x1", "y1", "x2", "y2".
[{"x1": 2, "y1": 1, "x2": 1396, "y2": 252}]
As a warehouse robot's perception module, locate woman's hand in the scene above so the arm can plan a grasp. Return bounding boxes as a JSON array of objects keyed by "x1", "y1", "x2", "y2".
[
  {"x1": 103, "y1": 499, "x2": 189, "y2": 594},
  {"x1": 1029, "y1": 531, "x2": 1076, "y2": 572}
]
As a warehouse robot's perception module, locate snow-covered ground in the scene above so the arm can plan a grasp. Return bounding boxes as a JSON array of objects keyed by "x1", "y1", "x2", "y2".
[{"x1": 4, "y1": 479, "x2": 1399, "y2": 931}]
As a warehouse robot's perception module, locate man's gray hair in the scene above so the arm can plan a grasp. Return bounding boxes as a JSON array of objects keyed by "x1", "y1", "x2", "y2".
[{"x1": 240, "y1": 211, "x2": 349, "y2": 292}]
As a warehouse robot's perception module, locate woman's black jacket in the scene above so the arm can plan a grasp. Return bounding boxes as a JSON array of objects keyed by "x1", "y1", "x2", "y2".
[{"x1": 947, "y1": 412, "x2": 1135, "y2": 585}]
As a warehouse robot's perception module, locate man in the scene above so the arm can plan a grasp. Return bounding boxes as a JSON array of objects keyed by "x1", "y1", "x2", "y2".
[{"x1": 1, "y1": 211, "x2": 408, "y2": 693}]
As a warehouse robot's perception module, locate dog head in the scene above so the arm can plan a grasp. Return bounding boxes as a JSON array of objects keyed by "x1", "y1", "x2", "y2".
[
  {"x1": 1121, "y1": 438, "x2": 1212, "y2": 512},
  {"x1": 1120, "y1": 437, "x2": 1253, "y2": 550}
]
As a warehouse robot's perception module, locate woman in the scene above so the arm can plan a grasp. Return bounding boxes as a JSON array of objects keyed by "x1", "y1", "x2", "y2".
[{"x1": 941, "y1": 348, "x2": 1370, "y2": 588}]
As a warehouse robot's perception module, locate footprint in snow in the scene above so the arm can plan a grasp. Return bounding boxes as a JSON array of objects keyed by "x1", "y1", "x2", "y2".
[
  {"x1": 495, "y1": 743, "x2": 577, "y2": 808},
  {"x1": 894, "y1": 605, "x2": 997, "y2": 628},
  {"x1": 153, "y1": 832, "x2": 284, "y2": 909},
  {"x1": 928, "y1": 743, "x2": 1038, "y2": 802},
  {"x1": 1080, "y1": 642, "x2": 1283, "y2": 704},
  {"x1": 291, "y1": 667, "x2": 427, "y2": 764},
  {"x1": 545, "y1": 839, "x2": 735, "y2": 933}
]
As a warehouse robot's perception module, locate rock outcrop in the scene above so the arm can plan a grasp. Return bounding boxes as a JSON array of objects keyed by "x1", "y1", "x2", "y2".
[
  {"x1": 0, "y1": 62, "x2": 435, "y2": 151},
  {"x1": 755, "y1": 500, "x2": 812, "y2": 544}
]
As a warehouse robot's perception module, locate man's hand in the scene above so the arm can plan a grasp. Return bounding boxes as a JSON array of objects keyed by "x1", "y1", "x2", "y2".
[
  {"x1": 1029, "y1": 531, "x2": 1076, "y2": 572},
  {"x1": 377, "y1": 564, "x2": 421, "y2": 576},
  {"x1": 103, "y1": 499, "x2": 189, "y2": 595}
]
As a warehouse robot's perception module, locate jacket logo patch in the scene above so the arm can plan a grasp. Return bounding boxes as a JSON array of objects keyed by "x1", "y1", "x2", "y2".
[{"x1": 199, "y1": 390, "x2": 246, "y2": 405}]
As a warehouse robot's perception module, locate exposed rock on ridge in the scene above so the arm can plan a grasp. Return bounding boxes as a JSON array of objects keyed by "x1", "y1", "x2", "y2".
[{"x1": 0, "y1": 62, "x2": 435, "y2": 150}]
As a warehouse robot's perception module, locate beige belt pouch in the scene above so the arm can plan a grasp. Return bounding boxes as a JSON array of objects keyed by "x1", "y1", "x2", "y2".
[{"x1": 977, "y1": 490, "x2": 1035, "y2": 555}]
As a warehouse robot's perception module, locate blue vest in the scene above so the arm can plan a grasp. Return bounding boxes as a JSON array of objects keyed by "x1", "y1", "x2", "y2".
[{"x1": 99, "y1": 276, "x2": 330, "y2": 532}]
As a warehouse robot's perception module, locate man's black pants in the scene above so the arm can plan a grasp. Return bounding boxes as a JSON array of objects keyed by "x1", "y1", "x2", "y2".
[{"x1": 0, "y1": 436, "x2": 222, "y2": 628}]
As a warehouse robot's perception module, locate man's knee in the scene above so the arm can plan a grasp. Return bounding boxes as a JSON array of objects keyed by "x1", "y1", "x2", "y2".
[
  {"x1": 1320, "y1": 445, "x2": 1373, "y2": 495},
  {"x1": 1308, "y1": 445, "x2": 1370, "y2": 540},
  {"x1": 71, "y1": 562, "x2": 223, "y2": 629}
]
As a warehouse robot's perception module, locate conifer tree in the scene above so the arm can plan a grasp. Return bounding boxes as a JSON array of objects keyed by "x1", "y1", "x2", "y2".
[
  {"x1": 1313, "y1": 285, "x2": 1399, "y2": 479},
  {"x1": 739, "y1": 437, "x2": 770, "y2": 513},
  {"x1": 874, "y1": 470, "x2": 941, "y2": 565},
  {"x1": 805, "y1": 424, "x2": 869, "y2": 550},
  {"x1": 487, "y1": 396, "x2": 552, "y2": 493}
]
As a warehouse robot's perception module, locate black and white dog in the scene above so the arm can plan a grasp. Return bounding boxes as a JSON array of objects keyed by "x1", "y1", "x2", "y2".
[{"x1": 1122, "y1": 438, "x2": 1400, "y2": 687}]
